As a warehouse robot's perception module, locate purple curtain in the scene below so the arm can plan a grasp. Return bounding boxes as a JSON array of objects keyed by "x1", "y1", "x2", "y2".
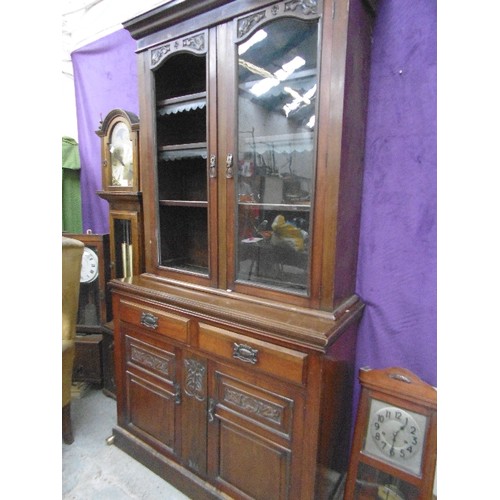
[
  {"x1": 72, "y1": 29, "x2": 139, "y2": 234},
  {"x1": 355, "y1": 0, "x2": 437, "y2": 389},
  {"x1": 72, "y1": 0, "x2": 436, "y2": 391}
]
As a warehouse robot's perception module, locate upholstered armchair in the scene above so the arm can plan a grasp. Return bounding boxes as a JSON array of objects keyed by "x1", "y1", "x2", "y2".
[{"x1": 62, "y1": 236, "x2": 83, "y2": 444}]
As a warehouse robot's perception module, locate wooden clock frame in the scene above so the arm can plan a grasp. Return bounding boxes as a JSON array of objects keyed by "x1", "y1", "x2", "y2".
[
  {"x1": 344, "y1": 366, "x2": 437, "y2": 499},
  {"x1": 96, "y1": 108, "x2": 140, "y2": 193},
  {"x1": 96, "y1": 109, "x2": 144, "y2": 280},
  {"x1": 63, "y1": 232, "x2": 112, "y2": 333}
]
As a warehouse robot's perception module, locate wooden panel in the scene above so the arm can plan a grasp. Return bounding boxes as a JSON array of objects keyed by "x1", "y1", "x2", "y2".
[
  {"x1": 198, "y1": 323, "x2": 307, "y2": 385},
  {"x1": 126, "y1": 372, "x2": 177, "y2": 452},
  {"x1": 125, "y1": 335, "x2": 176, "y2": 384},
  {"x1": 119, "y1": 298, "x2": 190, "y2": 343},
  {"x1": 180, "y1": 353, "x2": 208, "y2": 476},
  {"x1": 73, "y1": 334, "x2": 102, "y2": 383},
  {"x1": 216, "y1": 420, "x2": 291, "y2": 500},
  {"x1": 215, "y1": 371, "x2": 294, "y2": 439}
]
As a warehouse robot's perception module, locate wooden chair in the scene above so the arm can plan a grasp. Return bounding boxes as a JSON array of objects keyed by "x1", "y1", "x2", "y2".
[{"x1": 62, "y1": 236, "x2": 83, "y2": 444}]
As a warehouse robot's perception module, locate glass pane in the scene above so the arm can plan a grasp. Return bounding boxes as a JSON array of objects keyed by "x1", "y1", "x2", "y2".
[
  {"x1": 110, "y1": 122, "x2": 133, "y2": 187},
  {"x1": 354, "y1": 463, "x2": 420, "y2": 500},
  {"x1": 154, "y1": 51, "x2": 209, "y2": 276},
  {"x1": 236, "y1": 17, "x2": 318, "y2": 294}
]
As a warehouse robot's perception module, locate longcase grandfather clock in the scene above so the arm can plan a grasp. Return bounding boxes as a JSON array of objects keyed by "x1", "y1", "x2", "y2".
[
  {"x1": 109, "y1": 1, "x2": 379, "y2": 498},
  {"x1": 96, "y1": 109, "x2": 144, "y2": 397},
  {"x1": 96, "y1": 108, "x2": 144, "y2": 281}
]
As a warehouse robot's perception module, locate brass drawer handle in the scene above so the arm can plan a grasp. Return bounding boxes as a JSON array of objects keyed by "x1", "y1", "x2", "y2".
[
  {"x1": 233, "y1": 343, "x2": 258, "y2": 364},
  {"x1": 140, "y1": 311, "x2": 158, "y2": 329}
]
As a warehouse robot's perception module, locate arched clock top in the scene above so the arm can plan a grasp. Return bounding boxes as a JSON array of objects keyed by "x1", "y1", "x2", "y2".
[{"x1": 96, "y1": 109, "x2": 139, "y2": 137}]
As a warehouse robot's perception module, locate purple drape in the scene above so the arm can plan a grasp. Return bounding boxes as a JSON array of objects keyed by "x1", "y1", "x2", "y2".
[
  {"x1": 71, "y1": 0, "x2": 437, "y2": 391},
  {"x1": 355, "y1": 0, "x2": 437, "y2": 389},
  {"x1": 72, "y1": 29, "x2": 139, "y2": 234}
]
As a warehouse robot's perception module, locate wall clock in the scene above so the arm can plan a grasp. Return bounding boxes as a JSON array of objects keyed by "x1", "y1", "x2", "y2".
[
  {"x1": 344, "y1": 367, "x2": 437, "y2": 500},
  {"x1": 63, "y1": 232, "x2": 111, "y2": 333}
]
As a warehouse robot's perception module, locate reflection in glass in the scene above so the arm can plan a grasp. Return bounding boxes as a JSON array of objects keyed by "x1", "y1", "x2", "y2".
[
  {"x1": 354, "y1": 463, "x2": 420, "y2": 500},
  {"x1": 236, "y1": 17, "x2": 318, "y2": 294},
  {"x1": 110, "y1": 122, "x2": 133, "y2": 187}
]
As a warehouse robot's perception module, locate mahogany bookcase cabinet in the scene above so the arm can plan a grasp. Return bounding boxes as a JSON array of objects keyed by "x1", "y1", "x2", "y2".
[{"x1": 110, "y1": 1, "x2": 377, "y2": 498}]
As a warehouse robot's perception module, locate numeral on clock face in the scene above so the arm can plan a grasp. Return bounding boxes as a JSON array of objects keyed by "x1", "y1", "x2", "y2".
[{"x1": 370, "y1": 406, "x2": 421, "y2": 460}]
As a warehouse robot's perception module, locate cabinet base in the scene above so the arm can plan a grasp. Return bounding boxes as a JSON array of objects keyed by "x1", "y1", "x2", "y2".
[{"x1": 112, "y1": 426, "x2": 231, "y2": 500}]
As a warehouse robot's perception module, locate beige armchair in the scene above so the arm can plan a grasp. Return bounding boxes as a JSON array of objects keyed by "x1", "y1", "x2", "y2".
[{"x1": 62, "y1": 236, "x2": 83, "y2": 444}]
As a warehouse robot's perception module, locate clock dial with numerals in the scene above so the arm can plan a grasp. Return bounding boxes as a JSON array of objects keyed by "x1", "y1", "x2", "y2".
[
  {"x1": 64, "y1": 233, "x2": 111, "y2": 330},
  {"x1": 344, "y1": 367, "x2": 437, "y2": 499},
  {"x1": 370, "y1": 406, "x2": 421, "y2": 460},
  {"x1": 363, "y1": 397, "x2": 428, "y2": 477},
  {"x1": 80, "y1": 247, "x2": 99, "y2": 283}
]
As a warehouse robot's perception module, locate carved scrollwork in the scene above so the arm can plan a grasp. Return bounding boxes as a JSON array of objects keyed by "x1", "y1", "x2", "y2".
[
  {"x1": 184, "y1": 358, "x2": 206, "y2": 401},
  {"x1": 151, "y1": 44, "x2": 171, "y2": 67},
  {"x1": 284, "y1": 0, "x2": 318, "y2": 15},
  {"x1": 183, "y1": 33, "x2": 205, "y2": 52},
  {"x1": 238, "y1": 10, "x2": 266, "y2": 38},
  {"x1": 223, "y1": 387, "x2": 283, "y2": 424},
  {"x1": 237, "y1": 1, "x2": 319, "y2": 41},
  {"x1": 151, "y1": 32, "x2": 206, "y2": 68},
  {"x1": 130, "y1": 345, "x2": 170, "y2": 375}
]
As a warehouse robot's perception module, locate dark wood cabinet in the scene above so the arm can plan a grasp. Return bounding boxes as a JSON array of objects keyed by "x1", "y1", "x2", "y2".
[
  {"x1": 72, "y1": 334, "x2": 103, "y2": 384},
  {"x1": 110, "y1": 1, "x2": 377, "y2": 498},
  {"x1": 111, "y1": 288, "x2": 356, "y2": 498}
]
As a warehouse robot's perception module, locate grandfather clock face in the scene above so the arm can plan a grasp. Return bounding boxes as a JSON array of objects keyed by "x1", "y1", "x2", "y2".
[{"x1": 110, "y1": 122, "x2": 134, "y2": 187}]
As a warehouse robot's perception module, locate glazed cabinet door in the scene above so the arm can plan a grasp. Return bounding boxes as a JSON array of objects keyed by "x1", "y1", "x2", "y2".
[
  {"x1": 218, "y1": 1, "x2": 324, "y2": 307},
  {"x1": 206, "y1": 363, "x2": 306, "y2": 500},
  {"x1": 142, "y1": 28, "x2": 218, "y2": 287},
  {"x1": 119, "y1": 324, "x2": 180, "y2": 457}
]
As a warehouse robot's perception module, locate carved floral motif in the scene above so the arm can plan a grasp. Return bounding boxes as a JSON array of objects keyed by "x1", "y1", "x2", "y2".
[
  {"x1": 184, "y1": 359, "x2": 206, "y2": 401},
  {"x1": 284, "y1": 0, "x2": 318, "y2": 15},
  {"x1": 151, "y1": 33, "x2": 206, "y2": 68},
  {"x1": 183, "y1": 34, "x2": 205, "y2": 52},
  {"x1": 238, "y1": 10, "x2": 266, "y2": 38},
  {"x1": 223, "y1": 386, "x2": 283, "y2": 424},
  {"x1": 151, "y1": 44, "x2": 171, "y2": 66},
  {"x1": 130, "y1": 345, "x2": 169, "y2": 375}
]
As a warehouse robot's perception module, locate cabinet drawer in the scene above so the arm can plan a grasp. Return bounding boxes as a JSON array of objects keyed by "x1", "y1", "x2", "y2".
[
  {"x1": 119, "y1": 299, "x2": 190, "y2": 343},
  {"x1": 198, "y1": 323, "x2": 307, "y2": 385}
]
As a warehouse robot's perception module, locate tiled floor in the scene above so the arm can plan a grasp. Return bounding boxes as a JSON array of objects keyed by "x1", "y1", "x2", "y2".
[{"x1": 62, "y1": 387, "x2": 189, "y2": 499}]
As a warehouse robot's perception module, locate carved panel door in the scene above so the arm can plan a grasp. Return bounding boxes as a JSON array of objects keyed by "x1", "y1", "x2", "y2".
[
  {"x1": 120, "y1": 325, "x2": 180, "y2": 457},
  {"x1": 206, "y1": 362, "x2": 305, "y2": 500}
]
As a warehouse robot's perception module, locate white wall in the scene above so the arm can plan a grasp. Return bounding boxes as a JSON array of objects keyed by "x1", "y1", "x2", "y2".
[{"x1": 62, "y1": 0, "x2": 168, "y2": 138}]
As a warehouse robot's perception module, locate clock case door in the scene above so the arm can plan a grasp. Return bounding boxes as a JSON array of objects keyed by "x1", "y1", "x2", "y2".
[
  {"x1": 64, "y1": 232, "x2": 112, "y2": 333},
  {"x1": 344, "y1": 367, "x2": 437, "y2": 500}
]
